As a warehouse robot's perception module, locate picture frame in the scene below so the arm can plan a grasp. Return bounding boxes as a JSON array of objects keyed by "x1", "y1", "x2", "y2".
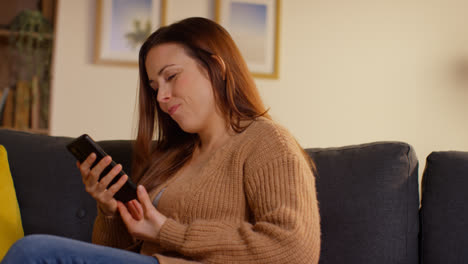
[
  {"x1": 164, "y1": 0, "x2": 215, "y2": 25},
  {"x1": 94, "y1": 0, "x2": 167, "y2": 66},
  {"x1": 215, "y1": 0, "x2": 280, "y2": 79}
]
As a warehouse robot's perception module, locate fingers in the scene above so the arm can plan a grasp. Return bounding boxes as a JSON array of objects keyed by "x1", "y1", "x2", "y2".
[
  {"x1": 88, "y1": 156, "x2": 112, "y2": 183},
  {"x1": 84, "y1": 156, "x2": 123, "y2": 197},
  {"x1": 83, "y1": 153, "x2": 97, "y2": 167},
  {"x1": 99, "y1": 164, "x2": 123, "y2": 188},
  {"x1": 78, "y1": 153, "x2": 97, "y2": 181},
  {"x1": 118, "y1": 201, "x2": 135, "y2": 226},
  {"x1": 77, "y1": 154, "x2": 129, "y2": 217},
  {"x1": 121, "y1": 189, "x2": 168, "y2": 242},
  {"x1": 127, "y1": 200, "x2": 143, "y2": 221},
  {"x1": 79, "y1": 155, "x2": 118, "y2": 197},
  {"x1": 105, "y1": 173, "x2": 127, "y2": 194},
  {"x1": 136, "y1": 185, "x2": 154, "y2": 213},
  {"x1": 127, "y1": 201, "x2": 138, "y2": 220},
  {"x1": 92, "y1": 165, "x2": 128, "y2": 204},
  {"x1": 134, "y1": 200, "x2": 144, "y2": 219}
]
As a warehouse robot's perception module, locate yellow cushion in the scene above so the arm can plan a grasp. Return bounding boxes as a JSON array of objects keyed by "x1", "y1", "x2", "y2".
[{"x1": 0, "y1": 145, "x2": 24, "y2": 260}]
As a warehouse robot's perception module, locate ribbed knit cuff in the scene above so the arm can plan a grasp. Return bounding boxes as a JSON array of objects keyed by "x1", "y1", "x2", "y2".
[
  {"x1": 96, "y1": 212, "x2": 123, "y2": 230},
  {"x1": 158, "y1": 218, "x2": 188, "y2": 251},
  {"x1": 96, "y1": 205, "x2": 123, "y2": 228},
  {"x1": 92, "y1": 207, "x2": 133, "y2": 247},
  {"x1": 155, "y1": 254, "x2": 202, "y2": 264}
]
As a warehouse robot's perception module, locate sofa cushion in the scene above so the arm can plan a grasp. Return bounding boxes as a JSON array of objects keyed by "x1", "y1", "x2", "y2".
[
  {"x1": 0, "y1": 145, "x2": 24, "y2": 259},
  {"x1": 306, "y1": 142, "x2": 419, "y2": 264},
  {"x1": 420, "y1": 151, "x2": 468, "y2": 264}
]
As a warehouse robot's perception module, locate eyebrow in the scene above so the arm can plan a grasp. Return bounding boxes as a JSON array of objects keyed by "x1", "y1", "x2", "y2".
[
  {"x1": 158, "y1": 64, "x2": 176, "y2": 75},
  {"x1": 148, "y1": 64, "x2": 176, "y2": 85}
]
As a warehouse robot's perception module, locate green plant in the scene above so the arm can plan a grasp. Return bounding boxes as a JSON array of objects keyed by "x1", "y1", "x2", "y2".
[
  {"x1": 8, "y1": 10, "x2": 53, "y2": 129},
  {"x1": 9, "y1": 10, "x2": 53, "y2": 79}
]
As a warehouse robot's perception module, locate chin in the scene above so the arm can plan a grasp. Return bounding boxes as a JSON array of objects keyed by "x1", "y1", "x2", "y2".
[{"x1": 174, "y1": 119, "x2": 198, "y2": 134}]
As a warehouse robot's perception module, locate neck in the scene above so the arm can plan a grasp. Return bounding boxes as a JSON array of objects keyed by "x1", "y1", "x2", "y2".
[{"x1": 197, "y1": 118, "x2": 233, "y2": 154}]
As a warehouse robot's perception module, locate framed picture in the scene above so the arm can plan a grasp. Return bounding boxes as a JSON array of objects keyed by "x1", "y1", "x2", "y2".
[
  {"x1": 164, "y1": 0, "x2": 215, "y2": 25},
  {"x1": 215, "y1": 0, "x2": 280, "y2": 79},
  {"x1": 94, "y1": 0, "x2": 167, "y2": 66}
]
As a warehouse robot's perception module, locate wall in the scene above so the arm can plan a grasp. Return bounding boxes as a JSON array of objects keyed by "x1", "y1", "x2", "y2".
[{"x1": 50, "y1": 0, "x2": 468, "y2": 176}]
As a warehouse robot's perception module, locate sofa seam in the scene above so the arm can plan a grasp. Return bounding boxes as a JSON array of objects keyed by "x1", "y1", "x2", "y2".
[{"x1": 307, "y1": 141, "x2": 409, "y2": 154}]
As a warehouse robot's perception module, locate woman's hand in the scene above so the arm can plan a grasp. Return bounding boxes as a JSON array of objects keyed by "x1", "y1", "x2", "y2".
[
  {"x1": 77, "y1": 153, "x2": 129, "y2": 216},
  {"x1": 118, "y1": 185, "x2": 168, "y2": 243}
]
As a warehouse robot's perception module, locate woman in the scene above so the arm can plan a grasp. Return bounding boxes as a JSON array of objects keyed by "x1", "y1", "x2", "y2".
[{"x1": 1, "y1": 17, "x2": 320, "y2": 264}]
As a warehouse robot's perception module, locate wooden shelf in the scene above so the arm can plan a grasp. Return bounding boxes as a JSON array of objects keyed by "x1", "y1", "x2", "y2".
[
  {"x1": 0, "y1": 126, "x2": 49, "y2": 135},
  {"x1": 0, "y1": 29, "x2": 53, "y2": 39}
]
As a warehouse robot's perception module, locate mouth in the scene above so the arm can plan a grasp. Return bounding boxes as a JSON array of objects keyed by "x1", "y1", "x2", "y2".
[{"x1": 168, "y1": 104, "x2": 180, "y2": 115}]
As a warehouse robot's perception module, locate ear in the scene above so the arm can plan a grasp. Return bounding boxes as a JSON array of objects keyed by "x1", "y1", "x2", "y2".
[{"x1": 211, "y1": 55, "x2": 226, "y2": 80}]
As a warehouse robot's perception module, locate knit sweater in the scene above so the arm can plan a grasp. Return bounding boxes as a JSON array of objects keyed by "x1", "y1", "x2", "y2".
[{"x1": 92, "y1": 118, "x2": 321, "y2": 264}]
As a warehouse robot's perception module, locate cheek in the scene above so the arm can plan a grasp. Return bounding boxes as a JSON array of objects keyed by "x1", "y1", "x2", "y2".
[
  {"x1": 195, "y1": 80, "x2": 216, "y2": 109},
  {"x1": 173, "y1": 76, "x2": 191, "y2": 97},
  {"x1": 176, "y1": 72, "x2": 214, "y2": 106}
]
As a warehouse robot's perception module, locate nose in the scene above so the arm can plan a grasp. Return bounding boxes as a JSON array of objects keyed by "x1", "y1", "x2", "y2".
[{"x1": 156, "y1": 84, "x2": 171, "y2": 103}]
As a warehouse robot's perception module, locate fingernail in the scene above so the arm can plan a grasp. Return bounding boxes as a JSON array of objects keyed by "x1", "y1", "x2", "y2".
[{"x1": 138, "y1": 185, "x2": 144, "y2": 192}]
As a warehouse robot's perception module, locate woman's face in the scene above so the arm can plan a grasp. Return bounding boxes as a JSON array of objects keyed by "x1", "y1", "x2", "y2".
[{"x1": 145, "y1": 43, "x2": 222, "y2": 134}]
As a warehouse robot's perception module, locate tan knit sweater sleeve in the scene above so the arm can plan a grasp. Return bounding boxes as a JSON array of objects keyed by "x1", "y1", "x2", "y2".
[
  {"x1": 92, "y1": 206, "x2": 138, "y2": 250},
  {"x1": 156, "y1": 123, "x2": 321, "y2": 263}
]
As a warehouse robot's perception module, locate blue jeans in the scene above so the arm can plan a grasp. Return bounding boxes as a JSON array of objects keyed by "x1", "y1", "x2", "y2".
[{"x1": 1, "y1": 234, "x2": 159, "y2": 264}]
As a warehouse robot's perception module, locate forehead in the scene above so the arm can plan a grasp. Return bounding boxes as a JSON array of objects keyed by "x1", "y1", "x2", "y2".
[{"x1": 145, "y1": 43, "x2": 190, "y2": 73}]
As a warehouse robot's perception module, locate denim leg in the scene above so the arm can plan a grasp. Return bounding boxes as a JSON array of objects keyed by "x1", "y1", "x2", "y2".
[{"x1": 1, "y1": 234, "x2": 159, "y2": 264}]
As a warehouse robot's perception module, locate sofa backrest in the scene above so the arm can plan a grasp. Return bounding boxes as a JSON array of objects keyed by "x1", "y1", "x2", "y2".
[
  {"x1": 419, "y1": 151, "x2": 468, "y2": 264},
  {"x1": 1, "y1": 129, "x2": 421, "y2": 263},
  {"x1": 306, "y1": 142, "x2": 420, "y2": 264}
]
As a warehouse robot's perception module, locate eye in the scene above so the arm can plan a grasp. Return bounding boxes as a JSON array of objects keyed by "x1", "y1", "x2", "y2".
[{"x1": 167, "y1": 73, "x2": 177, "y2": 81}]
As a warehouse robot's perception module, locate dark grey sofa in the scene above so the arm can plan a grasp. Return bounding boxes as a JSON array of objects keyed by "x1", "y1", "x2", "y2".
[
  {"x1": 1, "y1": 128, "x2": 463, "y2": 263},
  {"x1": 419, "y1": 151, "x2": 468, "y2": 264}
]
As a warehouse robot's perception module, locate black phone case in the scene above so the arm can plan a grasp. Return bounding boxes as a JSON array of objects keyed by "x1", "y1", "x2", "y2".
[{"x1": 66, "y1": 134, "x2": 137, "y2": 203}]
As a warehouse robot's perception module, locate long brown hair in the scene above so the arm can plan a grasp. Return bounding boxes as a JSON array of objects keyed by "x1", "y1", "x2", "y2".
[{"x1": 133, "y1": 17, "x2": 269, "y2": 190}]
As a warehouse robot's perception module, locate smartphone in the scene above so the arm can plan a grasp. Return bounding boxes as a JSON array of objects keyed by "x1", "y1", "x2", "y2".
[{"x1": 66, "y1": 134, "x2": 137, "y2": 203}]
